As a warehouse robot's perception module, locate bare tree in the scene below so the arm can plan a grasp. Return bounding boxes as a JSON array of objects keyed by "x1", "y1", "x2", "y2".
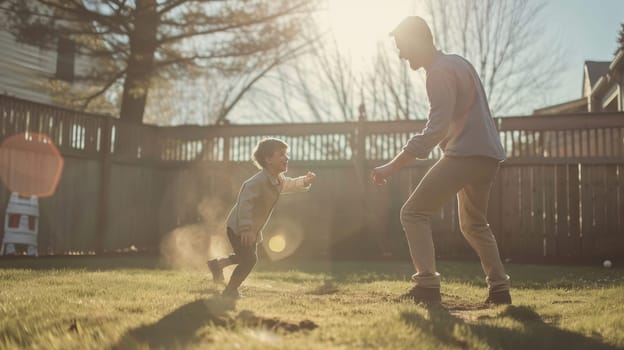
[
  {"x1": 256, "y1": 0, "x2": 560, "y2": 121},
  {"x1": 3, "y1": 0, "x2": 317, "y2": 124},
  {"x1": 143, "y1": 33, "x2": 320, "y2": 126},
  {"x1": 266, "y1": 35, "x2": 358, "y2": 123},
  {"x1": 424, "y1": 0, "x2": 562, "y2": 115},
  {"x1": 260, "y1": 32, "x2": 427, "y2": 123},
  {"x1": 364, "y1": 40, "x2": 427, "y2": 121}
]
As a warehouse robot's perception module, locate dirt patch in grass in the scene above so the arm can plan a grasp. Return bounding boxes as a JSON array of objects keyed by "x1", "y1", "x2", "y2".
[
  {"x1": 237, "y1": 310, "x2": 318, "y2": 332},
  {"x1": 116, "y1": 297, "x2": 318, "y2": 349},
  {"x1": 441, "y1": 293, "x2": 490, "y2": 312},
  {"x1": 307, "y1": 280, "x2": 339, "y2": 295},
  {"x1": 386, "y1": 291, "x2": 491, "y2": 313},
  {"x1": 551, "y1": 299, "x2": 583, "y2": 304}
]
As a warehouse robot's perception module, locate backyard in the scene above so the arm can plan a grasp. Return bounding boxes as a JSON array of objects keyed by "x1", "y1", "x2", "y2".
[{"x1": 1, "y1": 256, "x2": 623, "y2": 349}]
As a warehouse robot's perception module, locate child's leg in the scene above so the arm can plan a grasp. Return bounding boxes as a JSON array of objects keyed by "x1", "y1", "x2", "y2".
[
  {"x1": 207, "y1": 229, "x2": 239, "y2": 283},
  {"x1": 224, "y1": 229, "x2": 258, "y2": 293},
  {"x1": 215, "y1": 256, "x2": 234, "y2": 268}
]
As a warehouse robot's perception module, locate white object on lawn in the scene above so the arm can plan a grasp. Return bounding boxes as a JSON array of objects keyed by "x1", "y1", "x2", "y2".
[{"x1": 0, "y1": 192, "x2": 39, "y2": 256}]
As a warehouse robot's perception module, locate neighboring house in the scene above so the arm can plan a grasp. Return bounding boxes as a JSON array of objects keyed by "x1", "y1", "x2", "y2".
[
  {"x1": 534, "y1": 48, "x2": 624, "y2": 114},
  {"x1": 531, "y1": 47, "x2": 623, "y2": 159},
  {"x1": 589, "y1": 49, "x2": 624, "y2": 112},
  {"x1": 0, "y1": 12, "x2": 91, "y2": 106}
]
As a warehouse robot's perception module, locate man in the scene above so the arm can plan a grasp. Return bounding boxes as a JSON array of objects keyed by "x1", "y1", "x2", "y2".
[{"x1": 371, "y1": 16, "x2": 511, "y2": 304}]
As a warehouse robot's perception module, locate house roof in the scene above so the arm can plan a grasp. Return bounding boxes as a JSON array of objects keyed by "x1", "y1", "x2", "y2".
[
  {"x1": 533, "y1": 45, "x2": 623, "y2": 115},
  {"x1": 583, "y1": 61, "x2": 610, "y2": 95},
  {"x1": 533, "y1": 97, "x2": 588, "y2": 115}
]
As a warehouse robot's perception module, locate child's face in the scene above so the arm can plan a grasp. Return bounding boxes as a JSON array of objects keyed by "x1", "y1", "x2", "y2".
[{"x1": 265, "y1": 147, "x2": 289, "y2": 174}]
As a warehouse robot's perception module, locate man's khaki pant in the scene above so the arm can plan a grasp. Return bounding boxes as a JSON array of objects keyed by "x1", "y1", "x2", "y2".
[{"x1": 400, "y1": 155, "x2": 510, "y2": 292}]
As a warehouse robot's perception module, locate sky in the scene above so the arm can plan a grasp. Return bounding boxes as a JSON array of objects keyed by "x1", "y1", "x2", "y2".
[
  {"x1": 541, "y1": 0, "x2": 624, "y2": 105},
  {"x1": 322, "y1": 0, "x2": 624, "y2": 113}
]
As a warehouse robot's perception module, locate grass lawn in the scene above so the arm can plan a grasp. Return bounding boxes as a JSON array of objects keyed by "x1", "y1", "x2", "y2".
[{"x1": 1, "y1": 256, "x2": 623, "y2": 349}]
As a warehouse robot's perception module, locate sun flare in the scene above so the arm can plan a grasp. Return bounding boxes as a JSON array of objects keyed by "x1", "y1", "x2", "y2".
[{"x1": 323, "y1": 0, "x2": 416, "y2": 59}]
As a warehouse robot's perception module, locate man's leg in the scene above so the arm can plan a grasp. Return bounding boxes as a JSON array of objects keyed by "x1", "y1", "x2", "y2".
[
  {"x1": 400, "y1": 157, "x2": 471, "y2": 289},
  {"x1": 456, "y1": 160, "x2": 511, "y2": 303}
]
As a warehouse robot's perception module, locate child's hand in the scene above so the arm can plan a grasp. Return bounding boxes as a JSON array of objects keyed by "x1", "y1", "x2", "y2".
[
  {"x1": 304, "y1": 171, "x2": 316, "y2": 185},
  {"x1": 241, "y1": 231, "x2": 256, "y2": 246}
]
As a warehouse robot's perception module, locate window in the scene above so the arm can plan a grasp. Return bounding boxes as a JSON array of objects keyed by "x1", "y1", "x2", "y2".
[{"x1": 56, "y1": 37, "x2": 75, "y2": 82}]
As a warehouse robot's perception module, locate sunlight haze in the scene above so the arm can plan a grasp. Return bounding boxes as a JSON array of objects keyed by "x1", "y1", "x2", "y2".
[{"x1": 323, "y1": 0, "x2": 415, "y2": 60}]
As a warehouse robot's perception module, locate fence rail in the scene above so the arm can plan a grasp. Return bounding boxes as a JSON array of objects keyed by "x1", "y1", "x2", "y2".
[
  {"x1": 3, "y1": 95, "x2": 624, "y2": 163},
  {"x1": 1, "y1": 94, "x2": 623, "y2": 261}
]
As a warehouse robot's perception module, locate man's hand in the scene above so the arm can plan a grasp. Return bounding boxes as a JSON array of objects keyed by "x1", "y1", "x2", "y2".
[
  {"x1": 370, "y1": 150, "x2": 415, "y2": 186},
  {"x1": 371, "y1": 163, "x2": 392, "y2": 186},
  {"x1": 241, "y1": 231, "x2": 256, "y2": 247},
  {"x1": 304, "y1": 171, "x2": 316, "y2": 186}
]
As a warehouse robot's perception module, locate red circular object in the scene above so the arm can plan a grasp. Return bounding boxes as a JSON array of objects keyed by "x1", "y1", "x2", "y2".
[{"x1": 0, "y1": 133, "x2": 64, "y2": 197}]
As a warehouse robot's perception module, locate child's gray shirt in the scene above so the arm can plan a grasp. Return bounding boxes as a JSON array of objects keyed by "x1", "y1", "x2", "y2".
[{"x1": 226, "y1": 169, "x2": 310, "y2": 241}]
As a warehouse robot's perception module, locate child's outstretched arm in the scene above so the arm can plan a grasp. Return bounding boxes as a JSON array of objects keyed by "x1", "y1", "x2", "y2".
[{"x1": 281, "y1": 171, "x2": 316, "y2": 194}]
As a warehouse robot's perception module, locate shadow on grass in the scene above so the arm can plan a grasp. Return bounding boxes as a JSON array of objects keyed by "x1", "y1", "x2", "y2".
[
  {"x1": 401, "y1": 304, "x2": 620, "y2": 350},
  {"x1": 115, "y1": 297, "x2": 235, "y2": 349},
  {"x1": 115, "y1": 296, "x2": 318, "y2": 349}
]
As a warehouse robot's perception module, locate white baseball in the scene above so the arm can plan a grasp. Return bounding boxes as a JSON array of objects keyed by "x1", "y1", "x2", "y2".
[{"x1": 603, "y1": 260, "x2": 612, "y2": 268}]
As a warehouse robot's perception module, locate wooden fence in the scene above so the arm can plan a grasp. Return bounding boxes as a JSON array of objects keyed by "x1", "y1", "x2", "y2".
[{"x1": 1, "y1": 94, "x2": 623, "y2": 262}]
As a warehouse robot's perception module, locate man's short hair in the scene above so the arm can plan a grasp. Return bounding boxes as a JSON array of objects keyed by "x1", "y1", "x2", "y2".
[
  {"x1": 390, "y1": 16, "x2": 433, "y2": 46},
  {"x1": 253, "y1": 138, "x2": 288, "y2": 169}
]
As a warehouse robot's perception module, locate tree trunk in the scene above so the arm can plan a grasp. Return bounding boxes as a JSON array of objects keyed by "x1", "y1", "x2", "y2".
[{"x1": 119, "y1": 0, "x2": 159, "y2": 125}]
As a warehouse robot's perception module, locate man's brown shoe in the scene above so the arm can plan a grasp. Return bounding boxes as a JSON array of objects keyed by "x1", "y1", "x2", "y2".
[{"x1": 485, "y1": 290, "x2": 512, "y2": 305}]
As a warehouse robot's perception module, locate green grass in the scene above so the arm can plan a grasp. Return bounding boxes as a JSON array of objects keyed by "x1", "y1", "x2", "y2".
[{"x1": 1, "y1": 256, "x2": 623, "y2": 349}]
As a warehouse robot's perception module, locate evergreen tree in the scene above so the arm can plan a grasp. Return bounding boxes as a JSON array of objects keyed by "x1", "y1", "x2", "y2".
[{"x1": 617, "y1": 22, "x2": 624, "y2": 52}]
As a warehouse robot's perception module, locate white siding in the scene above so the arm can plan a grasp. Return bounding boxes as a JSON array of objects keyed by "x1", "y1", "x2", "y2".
[
  {"x1": 0, "y1": 31, "x2": 56, "y2": 104},
  {"x1": 0, "y1": 26, "x2": 96, "y2": 106}
]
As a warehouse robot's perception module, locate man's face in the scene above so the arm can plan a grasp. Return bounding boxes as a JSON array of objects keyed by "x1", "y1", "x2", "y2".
[
  {"x1": 266, "y1": 147, "x2": 289, "y2": 174},
  {"x1": 394, "y1": 35, "x2": 427, "y2": 70}
]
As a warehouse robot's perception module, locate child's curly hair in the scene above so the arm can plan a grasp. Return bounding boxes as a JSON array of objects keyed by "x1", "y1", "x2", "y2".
[{"x1": 252, "y1": 138, "x2": 288, "y2": 169}]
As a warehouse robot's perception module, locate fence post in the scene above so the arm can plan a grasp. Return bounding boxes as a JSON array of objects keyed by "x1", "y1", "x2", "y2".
[
  {"x1": 355, "y1": 104, "x2": 372, "y2": 252},
  {"x1": 223, "y1": 135, "x2": 230, "y2": 162},
  {"x1": 95, "y1": 117, "x2": 113, "y2": 253},
  {"x1": 355, "y1": 104, "x2": 367, "y2": 165}
]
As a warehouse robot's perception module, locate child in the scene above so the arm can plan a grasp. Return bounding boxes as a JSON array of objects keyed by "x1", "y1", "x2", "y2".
[{"x1": 207, "y1": 138, "x2": 316, "y2": 298}]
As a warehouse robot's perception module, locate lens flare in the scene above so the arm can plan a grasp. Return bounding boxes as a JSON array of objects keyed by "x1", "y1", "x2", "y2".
[
  {"x1": 0, "y1": 133, "x2": 64, "y2": 197},
  {"x1": 268, "y1": 234, "x2": 287, "y2": 253},
  {"x1": 263, "y1": 222, "x2": 303, "y2": 261}
]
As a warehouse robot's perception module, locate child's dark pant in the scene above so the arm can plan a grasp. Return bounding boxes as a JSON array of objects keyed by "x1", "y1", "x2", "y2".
[{"x1": 225, "y1": 228, "x2": 258, "y2": 291}]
